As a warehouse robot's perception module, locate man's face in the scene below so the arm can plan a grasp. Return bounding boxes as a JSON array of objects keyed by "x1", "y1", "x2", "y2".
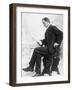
[{"x1": 42, "y1": 20, "x2": 49, "y2": 28}]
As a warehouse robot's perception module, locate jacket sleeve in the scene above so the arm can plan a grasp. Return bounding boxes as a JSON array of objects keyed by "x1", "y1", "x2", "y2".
[
  {"x1": 41, "y1": 39, "x2": 47, "y2": 46},
  {"x1": 53, "y1": 26, "x2": 63, "y2": 44},
  {"x1": 47, "y1": 32, "x2": 55, "y2": 54}
]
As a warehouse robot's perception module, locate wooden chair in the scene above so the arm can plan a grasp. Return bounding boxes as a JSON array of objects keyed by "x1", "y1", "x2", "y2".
[{"x1": 42, "y1": 45, "x2": 60, "y2": 76}]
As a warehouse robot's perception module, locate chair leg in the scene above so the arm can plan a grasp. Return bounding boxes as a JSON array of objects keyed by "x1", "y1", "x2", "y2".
[
  {"x1": 49, "y1": 72, "x2": 52, "y2": 76},
  {"x1": 51, "y1": 56, "x2": 60, "y2": 74},
  {"x1": 56, "y1": 67, "x2": 60, "y2": 74}
]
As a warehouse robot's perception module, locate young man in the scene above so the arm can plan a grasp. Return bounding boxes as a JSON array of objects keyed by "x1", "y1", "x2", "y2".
[{"x1": 23, "y1": 17, "x2": 63, "y2": 76}]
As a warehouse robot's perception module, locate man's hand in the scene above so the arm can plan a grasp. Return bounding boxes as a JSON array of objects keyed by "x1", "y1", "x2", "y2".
[{"x1": 54, "y1": 43, "x2": 59, "y2": 47}]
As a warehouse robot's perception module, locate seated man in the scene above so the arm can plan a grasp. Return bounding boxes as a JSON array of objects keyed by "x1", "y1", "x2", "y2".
[{"x1": 23, "y1": 17, "x2": 63, "y2": 76}]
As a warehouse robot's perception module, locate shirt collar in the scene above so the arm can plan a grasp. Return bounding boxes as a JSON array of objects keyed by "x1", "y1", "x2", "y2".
[{"x1": 46, "y1": 24, "x2": 51, "y2": 29}]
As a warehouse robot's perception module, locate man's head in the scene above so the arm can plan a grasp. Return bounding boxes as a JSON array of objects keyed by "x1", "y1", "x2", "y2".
[{"x1": 42, "y1": 17, "x2": 50, "y2": 28}]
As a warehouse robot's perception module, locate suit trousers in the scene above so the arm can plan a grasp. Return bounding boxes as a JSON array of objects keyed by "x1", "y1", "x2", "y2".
[{"x1": 29, "y1": 46, "x2": 52, "y2": 74}]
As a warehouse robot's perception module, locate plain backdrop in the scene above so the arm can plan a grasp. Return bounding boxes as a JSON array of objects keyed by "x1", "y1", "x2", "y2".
[
  {"x1": 21, "y1": 13, "x2": 63, "y2": 77},
  {"x1": 0, "y1": 0, "x2": 72, "y2": 90}
]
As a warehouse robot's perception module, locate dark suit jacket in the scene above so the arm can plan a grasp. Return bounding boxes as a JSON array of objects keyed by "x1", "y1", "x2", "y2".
[{"x1": 41, "y1": 25, "x2": 63, "y2": 54}]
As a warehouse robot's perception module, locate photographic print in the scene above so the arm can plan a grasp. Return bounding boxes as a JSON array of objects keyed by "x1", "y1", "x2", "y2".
[
  {"x1": 9, "y1": 3, "x2": 70, "y2": 86},
  {"x1": 21, "y1": 13, "x2": 63, "y2": 77}
]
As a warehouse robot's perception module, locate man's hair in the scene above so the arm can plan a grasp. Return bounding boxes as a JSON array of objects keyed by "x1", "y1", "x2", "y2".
[{"x1": 42, "y1": 17, "x2": 50, "y2": 23}]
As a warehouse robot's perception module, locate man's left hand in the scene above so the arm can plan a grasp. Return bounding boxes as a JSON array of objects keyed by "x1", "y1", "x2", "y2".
[{"x1": 54, "y1": 43, "x2": 59, "y2": 47}]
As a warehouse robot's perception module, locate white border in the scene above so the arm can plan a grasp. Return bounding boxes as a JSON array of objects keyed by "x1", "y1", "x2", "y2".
[{"x1": 16, "y1": 7, "x2": 68, "y2": 83}]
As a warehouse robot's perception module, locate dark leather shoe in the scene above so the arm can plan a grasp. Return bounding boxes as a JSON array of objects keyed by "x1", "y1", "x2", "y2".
[{"x1": 23, "y1": 66, "x2": 34, "y2": 72}]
